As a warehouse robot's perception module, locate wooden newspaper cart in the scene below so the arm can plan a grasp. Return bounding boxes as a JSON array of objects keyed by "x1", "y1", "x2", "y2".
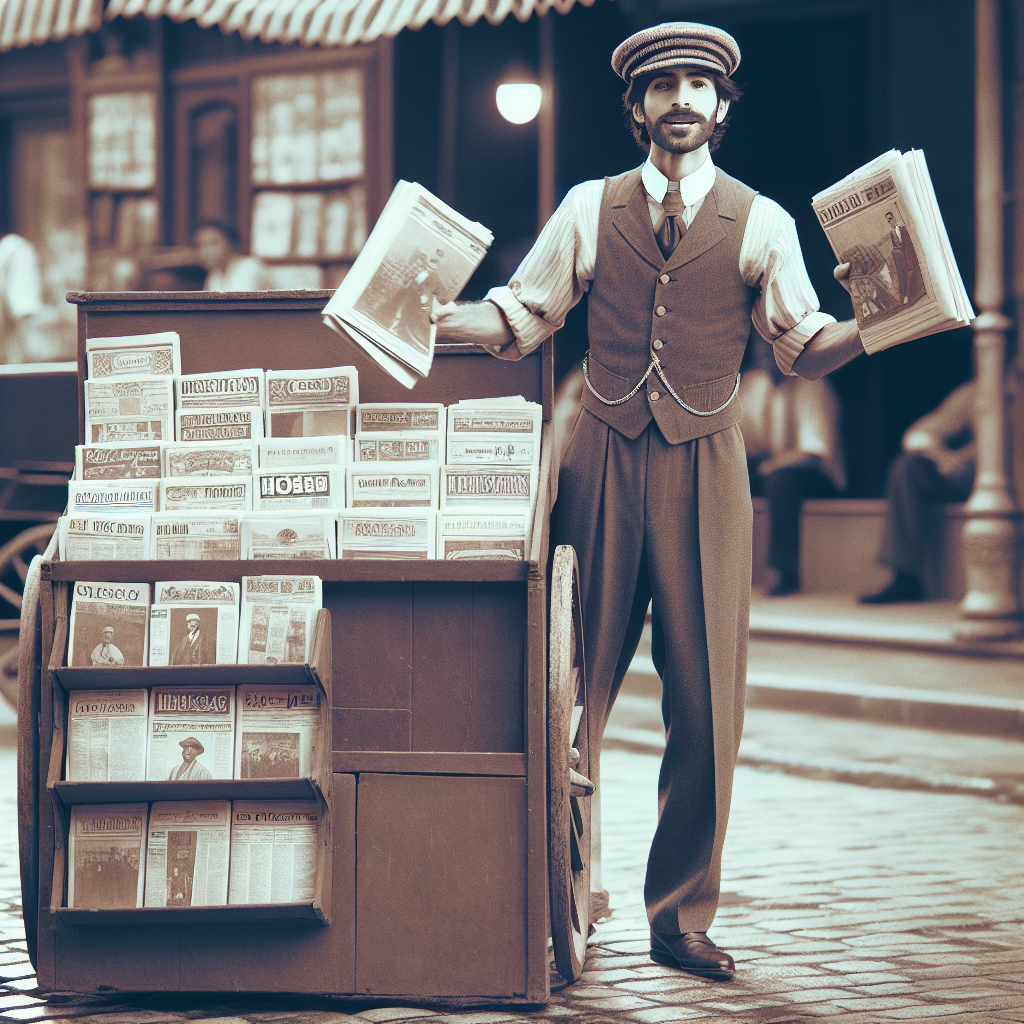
[{"x1": 17, "y1": 291, "x2": 592, "y2": 1007}]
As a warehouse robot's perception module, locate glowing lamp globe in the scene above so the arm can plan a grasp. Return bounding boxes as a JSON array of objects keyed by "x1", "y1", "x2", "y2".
[{"x1": 496, "y1": 82, "x2": 543, "y2": 124}]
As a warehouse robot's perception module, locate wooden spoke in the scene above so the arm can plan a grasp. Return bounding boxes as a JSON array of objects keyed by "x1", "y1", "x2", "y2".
[
  {"x1": 0, "y1": 525, "x2": 56, "y2": 619},
  {"x1": 548, "y1": 544, "x2": 592, "y2": 984}
]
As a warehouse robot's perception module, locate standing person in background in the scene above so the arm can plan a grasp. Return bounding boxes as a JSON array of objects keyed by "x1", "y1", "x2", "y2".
[
  {"x1": 740, "y1": 344, "x2": 846, "y2": 596},
  {"x1": 433, "y1": 21, "x2": 869, "y2": 979},
  {"x1": 0, "y1": 232, "x2": 43, "y2": 363},
  {"x1": 195, "y1": 221, "x2": 273, "y2": 291},
  {"x1": 861, "y1": 381, "x2": 975, "y2": 604}
]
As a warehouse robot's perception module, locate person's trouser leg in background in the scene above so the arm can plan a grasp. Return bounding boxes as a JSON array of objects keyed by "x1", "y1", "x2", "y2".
[
  {"x1": 761, "y1": 465, "x2": 836, "y2": 594},
  {"x1": 551, "y1": 411, "x2": 750, "y2": 936},
  {"x1": 863, "y1": 452, "x2": 974, "y2": 602}
]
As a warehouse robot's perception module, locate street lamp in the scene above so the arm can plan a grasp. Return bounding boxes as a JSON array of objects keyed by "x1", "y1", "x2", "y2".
[{"x1": 496, "y1": 81, "x2": 543, "y2": 124}]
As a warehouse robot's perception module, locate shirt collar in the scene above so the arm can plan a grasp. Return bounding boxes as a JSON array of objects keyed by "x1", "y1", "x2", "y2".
[{"x1": 642, "y1": 153, "x2": 717, "y2": 207}]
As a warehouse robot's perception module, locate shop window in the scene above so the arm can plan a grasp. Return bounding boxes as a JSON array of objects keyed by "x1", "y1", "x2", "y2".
[{"x1": 189, "y1": 102, "x2": 238, "y2": 238}]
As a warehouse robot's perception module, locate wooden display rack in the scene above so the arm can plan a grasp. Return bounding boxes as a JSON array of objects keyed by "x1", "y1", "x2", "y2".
[{"x1": 19, "y1": 291, "x2": 591, "y2": 1007}]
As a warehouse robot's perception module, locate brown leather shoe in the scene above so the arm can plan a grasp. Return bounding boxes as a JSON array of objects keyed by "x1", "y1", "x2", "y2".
[{"x1": 650, "y1": 930, "x2": 735, "y2": 979}]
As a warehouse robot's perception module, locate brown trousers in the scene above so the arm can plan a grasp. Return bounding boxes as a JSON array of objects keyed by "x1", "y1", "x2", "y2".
[{"x1": 551, "y1": 409, "x2": 751, "y2": 934}]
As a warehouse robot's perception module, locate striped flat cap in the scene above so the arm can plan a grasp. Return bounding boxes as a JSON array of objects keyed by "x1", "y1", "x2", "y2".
[{"x1": 611, "y1": 22, "x2": 741, "y2": 81}]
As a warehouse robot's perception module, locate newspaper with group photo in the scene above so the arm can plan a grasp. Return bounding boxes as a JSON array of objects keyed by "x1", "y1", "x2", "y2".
[
  {"x1": 235, "y1": 684, "x2": 321, "y2": 779},
  {"x1": 68, "y1": 804, "x2": 147, "y2": 909},
  {"x1": 322, "y1": 181, "x2": 493, "y2": 387},
  {"x1": 58, "y1": 512, "x2": 152, "y2": 561},
  {"x1": 812, "y1": 149, "x2": 974, "y2": 353},
  {"x1": 67, "y1": 688, "x2": 148, "y2": 781},
  {"x1": 147, "y1": 686, "x2": 236, "y2": 781},
  {"x1": 144, "y1": 801, "x2": 231, "y2": 907},
  {"x1": 86, "y1": 332, "x2": 181, "y2": 379},
  {"x1": 228, "y1": 801, "x2": 321, "y2": 905},
  {"x1": 148, "y1": 581, "x2": 240, "y2": 667}
]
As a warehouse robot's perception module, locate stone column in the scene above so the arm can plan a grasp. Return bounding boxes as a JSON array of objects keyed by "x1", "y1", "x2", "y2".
[{"x1": 958, "y1": 0, "x2": 1023, "y2": 639}]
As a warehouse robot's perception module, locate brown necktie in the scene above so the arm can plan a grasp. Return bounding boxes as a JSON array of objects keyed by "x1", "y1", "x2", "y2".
[{"x1": 656, "y1": 184, "x2": 686, "y2": 259}]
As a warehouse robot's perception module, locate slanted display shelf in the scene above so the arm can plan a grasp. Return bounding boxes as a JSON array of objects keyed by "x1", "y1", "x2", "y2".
[{"x1": 46, "y1": 603, "x2": 333, "y2": 926}]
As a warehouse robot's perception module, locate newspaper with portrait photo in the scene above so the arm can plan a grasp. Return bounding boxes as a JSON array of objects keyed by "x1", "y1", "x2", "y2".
[
  {"x1": 812, "y1": 149, "x2": 974, "y2": 353},
  {"x1": 146, "y1": 686, "x2": 236, "y2": 780},
  {"x1": 228, "y1": 801, "x2": 322, "y2": 905},
  {"x1": 144, "y1": 800, "x2": 231, "y2": 907},
  {"x1": 322, "y1": 181, "x2": 493, "y2": 386},
  {"x1": 68, "y1": 581, "x2": 150, "y2": 668},
  {"x1": 66, "y1": 689, "x2": 148, "y2": 781},
  {"x1": 148, "y1": 581, "x2": 240, "y2": 667},
  {"x1": 68, "y1": 804, "x2": 147, "y2": 909},
  {"x1": 234, "y1": 684, "x2": 321, "y2": 779}
]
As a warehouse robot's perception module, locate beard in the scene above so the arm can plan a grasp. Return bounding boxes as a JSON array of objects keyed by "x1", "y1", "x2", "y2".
[{"x1": 646, "y1": 108, "x2": 716, "y2": 154}]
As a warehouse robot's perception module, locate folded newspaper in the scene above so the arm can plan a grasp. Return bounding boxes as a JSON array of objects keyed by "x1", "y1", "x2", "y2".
[
  {"x1": 322, "y1": 181, "x2": 493, "y2": 387},
  {"x1": 812, "y1": 149, "x2": 974, "y2": 353}
]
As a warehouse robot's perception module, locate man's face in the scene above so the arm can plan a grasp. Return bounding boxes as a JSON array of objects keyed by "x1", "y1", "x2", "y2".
[
  {"x1": 101, "y1": 628, "x2": 114, "y2": 645},
  {"x1": 182, "y1": 744, "x2": 199, "y2": 764},
  {"x1": 195, "y1": 227, "x2": 232, "y2": 271},
  {"x1": 636, "y1": 69, "x2": 727, "y2": 155},
  {"x1": 187, "y1": 617, "x2": 200, "y2": 637}
]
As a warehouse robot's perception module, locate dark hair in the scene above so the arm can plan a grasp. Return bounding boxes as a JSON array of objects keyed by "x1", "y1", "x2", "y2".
[
  {"x1": 194, "y1": 220, "x2": 240, "y2": 250},
  {"x1": 623, "y1": 68, "x2": 744, "y2": 154}
]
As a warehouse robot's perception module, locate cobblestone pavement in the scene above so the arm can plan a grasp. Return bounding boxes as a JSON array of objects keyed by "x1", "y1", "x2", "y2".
[{"x1": 1, "y1": 734, "x2": 1023, "y2": 1024}]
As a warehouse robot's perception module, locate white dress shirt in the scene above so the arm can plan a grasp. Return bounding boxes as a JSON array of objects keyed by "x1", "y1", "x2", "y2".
[{"x1": 485, "y1": 155, "x2": 835, "y2": 375}]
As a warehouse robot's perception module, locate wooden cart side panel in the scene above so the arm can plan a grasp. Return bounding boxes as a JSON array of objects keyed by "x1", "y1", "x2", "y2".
[
  {"x1": 178, "y1": 773, "x2": 355, "y2": 993},
  {"x1": 525, "y1": 574, "x2": 550, "y2": 1005},
  {"x1": 355, "y1": 773, "x2": 528, "y2": 999}
]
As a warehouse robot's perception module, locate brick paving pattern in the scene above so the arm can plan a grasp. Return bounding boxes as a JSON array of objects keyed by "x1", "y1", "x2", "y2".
[{"x1": 1, "y1": 747, "x2": 1022, "y2": 1023}]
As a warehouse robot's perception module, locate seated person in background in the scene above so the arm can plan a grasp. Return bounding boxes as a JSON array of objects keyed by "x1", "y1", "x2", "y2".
[
  {"x1": 195, "y1": 221, "x2": 273, "y2": 291},
  {"x1": 740, "y1": 342, "x2": 846, "y2": 596},
  {"x1": 861, "y1": 380, "x2": 975, "y2": 604}
]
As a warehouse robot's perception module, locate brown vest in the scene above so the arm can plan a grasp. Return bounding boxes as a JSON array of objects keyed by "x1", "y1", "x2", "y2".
[{"x1": 584, "y1": 166, "x2": 758, "y2": 443}]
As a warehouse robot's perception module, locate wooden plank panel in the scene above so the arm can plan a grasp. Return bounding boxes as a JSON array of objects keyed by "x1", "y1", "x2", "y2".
[
  {"x1": 332, "y1": 708, "x2": 411, "y2": 752},
  {"x1": 332, "y1": 752, "x2": 525, "y2": 775},
  {"x1": 179, "y1": 773, "x2": 356, "y2": 993},
  {"x1": 325, "y1": 583, "x2": 411, "y2": 712},
  {"x1": 54, "y1": 924, "x2": 180, "y2": 992},
  {"x1": 356, "y1": 774, "x2": 527, "y2": 998},
  {"x1": 411, "y1": 583, "x2": 473, "y2": 752},
  {"x1": 468, "y1": 583, "x2": 526, "y2": 753}
]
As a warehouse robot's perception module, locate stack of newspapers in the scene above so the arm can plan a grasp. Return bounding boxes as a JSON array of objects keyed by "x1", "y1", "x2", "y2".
[
  {"x1": 67, "y1": 575, "x2": 321, "y2": 669},
  {"x1": 67, "y1": 799, "x2": 323, "y2": 909},
  {"x1": 321, "y1": 180, "x2": 493, "y2": 388},
  {"x1": 812, "y1": 149, "x2": 974, "y2": 353},
  {"x1": 63, "y1": 339, "x2": 358, "y2": 561}
]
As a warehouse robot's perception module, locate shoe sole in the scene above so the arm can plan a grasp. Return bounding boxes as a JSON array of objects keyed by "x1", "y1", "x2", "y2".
[{"x1": 650, "y1": 948, "x2": 734, "y2": 980}]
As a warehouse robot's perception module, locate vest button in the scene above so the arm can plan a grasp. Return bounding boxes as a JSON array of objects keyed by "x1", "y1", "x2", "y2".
[
  {"x1": 652, "y1": 339, "x2": 664, "y2": 351},
  {"x1": 659, "y1": 274, "x2": 670, "y2": 284},
  {"x1": 649, "y1": 390, "x2": 661, "y2": 402},
  {"x1": 655, "y1": 305, "x2": 667, "y2": 316}
]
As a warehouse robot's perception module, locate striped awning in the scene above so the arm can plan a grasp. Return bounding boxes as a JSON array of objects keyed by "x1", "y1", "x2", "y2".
[{"x1": 0, "y1": 0, "x2": 594, "y2": 50}]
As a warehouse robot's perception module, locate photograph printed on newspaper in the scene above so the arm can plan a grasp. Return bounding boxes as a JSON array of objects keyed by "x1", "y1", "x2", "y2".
[
  {"x1": 144, "y1": 801, "x2": 231, "y2": 907},
  {"x1": 68, "y1": 581, "x2": 150, "y2": 668},
  {"x1": 68, "y1": 804, "x2": 147, "y2": 909}
]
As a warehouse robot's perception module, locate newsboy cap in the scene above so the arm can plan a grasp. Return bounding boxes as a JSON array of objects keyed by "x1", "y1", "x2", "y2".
[
  {"x1": 179, "y1": 736, "x2": 204, "y2": 753},
  {"x1": 611, "y1": 22, "x2": 741, "y2": 81}
]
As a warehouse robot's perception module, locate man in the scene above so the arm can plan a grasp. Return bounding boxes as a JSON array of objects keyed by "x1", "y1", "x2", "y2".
[
  {"x1": 167, "y1": 736, "x2": 212, "y2": 781},
  {"x1": 884, "y1": 210, "x2": 917, "y2": 305},
  {"x1": 0, "y1": 232, "x2": 43, "y2": 364},
  {"x1": 90, "y1": 626, "x2": 124, "y2": 666},
  {"x1": 434, "y1": 22, "x2": 867, "y2": 979},
  {"x1": 195, "y1": 221, "x2": 272, "y2": 291},
  {"x1": 170, "y1": 612, "x2": 216, "y2": 666},
  {"x1": 739, "y1": 348, "x2": 846, "y2": 596},
  {"x1": 861, "y1": 381, "x2": 975, "y2": 604}
]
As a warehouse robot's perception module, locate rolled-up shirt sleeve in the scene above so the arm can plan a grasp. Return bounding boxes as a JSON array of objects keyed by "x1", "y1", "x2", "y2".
[
  {"x1": 483, "y1": 180, "x2": 600, "y2": 360},
  {"x1": 741, "y1": 196, "x2": 837, "y2": 376}
]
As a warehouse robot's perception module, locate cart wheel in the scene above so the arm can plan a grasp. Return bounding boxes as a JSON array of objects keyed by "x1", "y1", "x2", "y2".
[
  {"x1": 548, "y1": 544, "x2": 593, "y2": 983},
  {"x1": 16, "y1": 554, "x2": 42, "y2": 968},
  {"x1": 0, "y1": 525, "x2": 56, "y2": 707}
]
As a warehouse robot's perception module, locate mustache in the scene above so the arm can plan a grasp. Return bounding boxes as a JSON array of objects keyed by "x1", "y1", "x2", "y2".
[{"x1": 655, "y1": 109, "x2": 708, "y2": 128}]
